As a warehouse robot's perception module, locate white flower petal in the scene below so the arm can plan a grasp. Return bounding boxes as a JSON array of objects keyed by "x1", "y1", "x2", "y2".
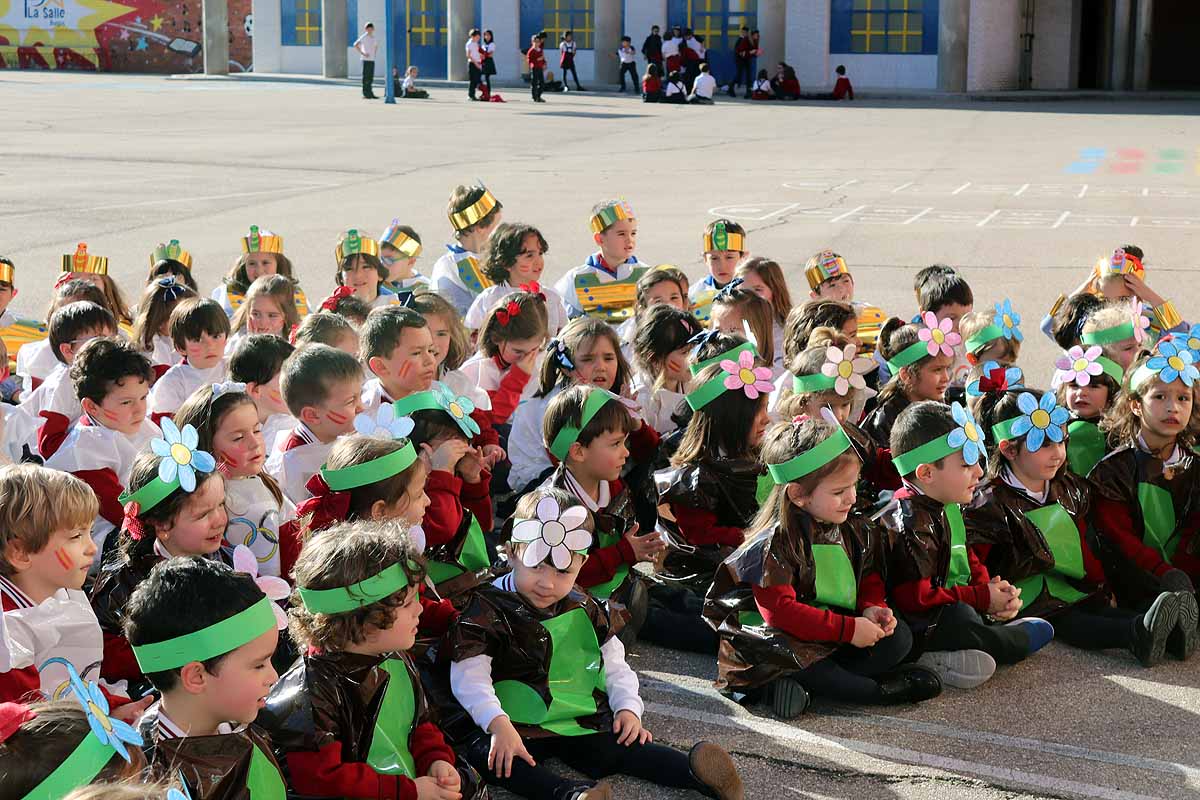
[
  {"x1": 550, "y1": 543, "x2": 573, "y2": 570},
  {"x1": 563, "y1": 529, "x2": 592, "y2": 552},
  {"x1": 232, "y1": 545, "x2": 258, "y2": 578},
  {"x1": 523, "y1": 538, "x2": 551, "y2": 567},
  {"x1": 511, "y1": 519, "x2": 542, "y2": 543},
  {"x1": 535, "y1": 495, "x2": 561, "y2": 524},
  {"x1": 559, "y1": 505, "x2": 589, "y2": 531}
]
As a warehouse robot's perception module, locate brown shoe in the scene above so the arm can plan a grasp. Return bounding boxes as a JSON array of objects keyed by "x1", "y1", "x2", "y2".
[
  {"x1": 689, "y1": 741, "x2": 743, "y2": 800},
  {"x1": 576, "y1": 780, "x2": 614, "y2": 799}
]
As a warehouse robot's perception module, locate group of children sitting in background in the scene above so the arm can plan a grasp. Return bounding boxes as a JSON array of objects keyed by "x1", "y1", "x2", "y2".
[{"x1": 1, "y1": 185, "x2": 1197, "y2": 800}]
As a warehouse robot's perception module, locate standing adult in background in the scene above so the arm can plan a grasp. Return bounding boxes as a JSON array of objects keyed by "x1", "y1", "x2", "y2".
[
  {"x1": 481, "y1": 30, "x2": 497, "y2": 94},
  {"x1": 732, "y1": 27, "x2": 761, "y2": 98},
  {"x1": 642, "y1": 24, "x2": 663, "y2": 72},
  {"x1": 466, "y1": 28, "x2": 484, "y2": 100},
  {"x1": 354, "y1": 22, "x2": 378, "y2": 99},
  {"x1": 559, "y1": 30, "x2": 585, "y2": 91}
]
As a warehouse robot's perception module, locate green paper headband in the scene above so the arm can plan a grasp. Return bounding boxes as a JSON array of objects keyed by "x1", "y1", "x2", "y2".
[
  {"x1": 298, "y1": 560, "x2": 419, "y2": 614},
  {"x1": 21, "y1": 728, "x2": 121, "y2": 800},
  {"x1": 767, "y1": 426, "x2": 853, "y2": 484},
  {"x1": 1097, "y1": 355, "x2": 1125, "y2": 381},
  {"x1": 689, "y1": 341, "x2": 756, "y2": 376},
  {"x1": 793, "y1": 373, "x2": 836, "y2": 394},
  {"x1": 321, "y1": 442, "x2": 418, "y2": 491},
  {"x1": 886, "y1": 340, "x2": 929, "y2": 375},
  {"x1": 118, "y1": 475, "x2": 179, "y2": 513},
  {"x1": 1080, "y1": 321, "x2": 1135, "y2": 346},
  {"x1": 132, "y1": 596, "x2": 277, "y2": 673},
  {"x1": 685, "y1": 372, "x2": 732, "y2": 411},
  {"x1": 892, "y1": 436, "x2": 959, "y2": 476},
  {"x1": 964, "y1": 324, "x2": 1004, "y2": 354},
  {"x1": 549, "y1": 387, "x2": 617, "y2": 461}
]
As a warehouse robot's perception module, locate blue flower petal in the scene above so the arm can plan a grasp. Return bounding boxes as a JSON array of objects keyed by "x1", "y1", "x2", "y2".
[
  {"x1": 1011, "y1": 417, "x2": 1033, "y2": 437},
  {"x1": 159, "y1": 457, "x2": 179, "y2": 484},
  {"x1": 178, "y1": 464, "x2": 196, "y2": 493},
  {"x1": 1017, "y1": 392, "x2": 1038, "y2": 415},
  {"x1": 1027, "y1": 426, "x2": 1046, "y2": 452},
  {"x1": 1038, "y1": 393, "x2": 1057, "y2": 413},
  {"x1": 947, "y1": 428, "x2": 967, "y2": 449},
  {"x1": 1147, "y1": 356, "x2": 1169, "y2": 371},
  {"x1": 191, "y1": 450, "x2": 216, "y2": 474},
  {"x1": 966, "y1": 380, "x2": 981, "y2": 397},
  {"x1": 951, "y1": 402, "x2": 970, "y2": 427},
  {"x1": 111, "y1": 717, "x2": 143, "y2": 750},
  {"x1": 151, "y1": 438, "x2": 172, "y2": 458},
  {"x1": 1049, "y1": 407, "x2": 1071, "y2": 426},
  {"x1": 1045, "y1": 423, "x2": 1065, "y2": 443},
  {"x1": 962, "y1": 441, "x2": 983, "y2": 466},
  {"x1": 1005, "y1": 368, "x2": 1024, "y2": 388},
  {"x1": 160, "y1": 417, "x2": 182, "y2": 443},
  {"x1": 1012, "y1": 327, "x2": 1024, "y2": 342},
  {"x1": 1162, "y1": 367, "x2": 1180, "y2": 384},
  {"x1": 181, "y1": 424, "x2": 199, "y2": 450}
]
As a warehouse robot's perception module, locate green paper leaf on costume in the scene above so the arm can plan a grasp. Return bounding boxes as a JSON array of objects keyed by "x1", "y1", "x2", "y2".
[{"x1": 366, "y1": 659, "x2": 418, "y2": 777}]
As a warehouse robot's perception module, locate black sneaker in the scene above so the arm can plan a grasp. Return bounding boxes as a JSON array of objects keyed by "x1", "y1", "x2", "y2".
[
  {"x1": 1133, "y1": 590, "x2": 1179, "y2": 666},
  {"x1": 875, "y1": 664, "x2": 943, "y2": 704},
  {"x1": 1166, "y1": 590, "x2": 1198, "y2": 660},
  {"x1": 762, "y1": 676, "x2": 809, "y2": 719}
]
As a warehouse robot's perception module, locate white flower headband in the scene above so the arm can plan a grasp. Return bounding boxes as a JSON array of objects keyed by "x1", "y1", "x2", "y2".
[{"x1": 510, "y1": 496, "x2": 592, "y2": 569}]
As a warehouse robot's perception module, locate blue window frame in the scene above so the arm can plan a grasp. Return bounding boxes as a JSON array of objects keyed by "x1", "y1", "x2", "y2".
[
  {"x1": 281, "y1": 0, "x2": 322, "y2": 46},
  {"x1": 830, "y1": 0, "x2": 937, "y2": 55},
  {"x1": 520, "y1": 0, "x2": 595, "y2": 51}
]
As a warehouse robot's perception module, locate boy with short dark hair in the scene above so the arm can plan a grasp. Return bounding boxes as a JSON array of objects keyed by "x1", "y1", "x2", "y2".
[
  {"x1": 265, "y1": 344, "x2": 364, "y2": 504},
  {"x1": 882, "y1": 401, "x2": 1052, "y2": 689},
  {"x1": 359, "y1": 307, "x2": 437, "y2": 414},
  {"x1": 555, "y1": 200, "x2": 650, "y2": 323},
  {"x1": 126, "y1": 557, "x2": 287, "y2": 799},
  {"x1": 42, "y1": 338, "x2": 159, "y2": 553},
  {"x1": 21, "y1": 300, "x2": 117, "y2": 422},
  {"x1": 150, "y1": 298, "x2": 230, "y2": 417},
  {"x1": 617, "y1": 35, "x2": 638, "y2": 92},
  {"x1": 917, "y1": 272, "x2": 975, "y2": 390},
  {"x1": 229, "y1": 333, "x2": 296, "y2": 455}
]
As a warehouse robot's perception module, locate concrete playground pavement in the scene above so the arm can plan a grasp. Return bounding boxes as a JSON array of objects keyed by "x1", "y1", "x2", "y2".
[{"x1": 5, "y1": 72, "x2": 1200, "y2": 799}]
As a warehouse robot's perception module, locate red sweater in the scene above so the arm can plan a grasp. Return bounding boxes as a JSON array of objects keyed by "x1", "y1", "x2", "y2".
[
  {"x1": 833, "y1": 75, "x2": 854, "y2": 100},
  {"x1": 527, "y1": 46, "x2": 546, "y2": 70},
  {"x1": 752, "y1": 571, "x2": 888, "y2": 644},
  {"x1": 575, "y1": 478, "x2": 638, "y2": 590},
  {"x1": 486, "y1": 357, "x2": 532, "y2": 426},
  {"x1": 1092, "y1": 495, "x2": 1178, "y2": 578},
  {"x1": 422, "y1": 469, "x2": 494, "y2": 548},
  {"x1": 285, "y1": 721, "x2": 456, "y2": 800},
  {"x1": 670, "y1": 504, "x2": 745, "y2": 548}
]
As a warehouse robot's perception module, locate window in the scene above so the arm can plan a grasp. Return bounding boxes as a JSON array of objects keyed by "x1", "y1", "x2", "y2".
[
  {"x1": 830, "y1": 0, "x2": 937, "y2": 55},
  {"x1": 527, "y1": 0, "x2": 594, "y2": 50},
  {"x1": 282, "y1": 0, "x2": 321, "y2": 46}
]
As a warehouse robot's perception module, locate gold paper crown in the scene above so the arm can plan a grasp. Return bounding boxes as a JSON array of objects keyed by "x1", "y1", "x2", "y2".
[
  {"x1": 0, "y1": 261, "x2": 14, "y2": 285},
  {"x1": 804, "y1": 250, "x2": 849, "y2": 290},
  {"x1": 448, "y1": 188, "x2": 500, "y2": 232},
  {"x1": 150, "y1": 239, "x2": 193, "y2": 269},
  {"x1": 702, "y1": 220, "x2": 745, "y2": 253},
  {"x1": 335, "y1": 229, "x2": 381, "y2": 262},
  {"x1": 241, "y1": 225, "x2": 284, "y2": 255},
  {"x1": 589, "y1": 200, "x2": 635, "y2": 235},
  {"x1": 61, "y1": 243, "x2": 108, "y2": 276},
  {"x1": 380, "y1": 219, "x2": 423, "y2": 258},
  {"x1": 1094, "y1": 248, "x2": 1144, "y2": 281}
]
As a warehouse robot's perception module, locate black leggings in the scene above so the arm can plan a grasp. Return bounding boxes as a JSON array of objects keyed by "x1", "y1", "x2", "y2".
[
  {"x1": 1051, "y1": 604, "x2": 1138, "y2": 650},
  {"x1": 562, "y1": 62, "x2": 582, "y2": 88},
  {"x1": 641, "y1": 584, "x2": 718, "y2": 654},
  {"x1": 464, "y1": 730, "x2": 700, "y2": 800},
  {"x1": 794, "y1": 618, "x2": 914, "y2": 704},
  {"x1": 922, "y1": 602, "x2": 1031, "y2": 664}
]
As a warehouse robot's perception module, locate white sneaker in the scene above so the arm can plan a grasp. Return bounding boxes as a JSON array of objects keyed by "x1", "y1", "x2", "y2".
[{"x1": 915, "y1": 649, "x2": 997, "y2": 689}]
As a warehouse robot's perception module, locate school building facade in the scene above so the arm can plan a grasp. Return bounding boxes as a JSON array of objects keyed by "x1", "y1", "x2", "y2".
[{"x1": 250, "y1": 0, "x2": 1199, "y2": 92}]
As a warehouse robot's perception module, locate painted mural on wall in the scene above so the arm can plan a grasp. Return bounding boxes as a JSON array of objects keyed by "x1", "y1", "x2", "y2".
[{"x1": 0, "y1": 0, "x2": 252, "y2": 72}]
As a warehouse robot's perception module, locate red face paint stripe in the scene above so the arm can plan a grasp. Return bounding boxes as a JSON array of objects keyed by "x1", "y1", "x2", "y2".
[
  {"x1": 326, "y1": 410, "x2": 350, "y2": 425},
  {"x1": 55, "y1": 548, "x2": 73, "y2": 571}
]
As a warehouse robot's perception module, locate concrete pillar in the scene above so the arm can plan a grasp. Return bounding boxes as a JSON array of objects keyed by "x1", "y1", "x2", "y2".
[
  {"x1": 592, "y1": 0, "x2": 620, "y2": 85},
  {"x1": 1132, "y1": 0, "x2": 1152, "y2": 90},
  {"x1": 938, "y1": 0, "x2": 969, "y2": 91},
  {"x1": 758, "y1": 0, "x2": 785, "y2": 77},
  {"x1": 323, "y1": 0, "x2": 348, "y2": 77},
  {"x1": 202, "y1": 0, "x2": 230, "y2": 74},
  {"x1": 483, "y1": 0, "x2": 520, "y2": 82},
  {"x1": 251, "y1": 0, "x2": 282, "y2": 73},
  {"x1": 447, "y1": 0, "x2": 471, "y2": 81},
  {"x1": 1110, "y1": 0, "x2": 1131, "y2": 89},
  {"x1": 786, "y1": 0, "x2": 829, "y2": 91}
]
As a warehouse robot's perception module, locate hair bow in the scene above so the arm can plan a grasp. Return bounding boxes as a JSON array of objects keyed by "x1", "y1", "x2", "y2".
[
  {"x1": 0, "y1": 702, "x2": 35, "y2": 743},
  {"x1": 979, "y1": 364, "x2": 1015, "y2": 393},
  {"x1": 157, "y1": 276, "x2": 189, "y2": 302},
  {"x1": 212, "y1": 381, "x2": 248, "y2": 397},
  {"x1": 687, "y1": 329, "x2": 722, "y2": 354},
  {"x1": 320, "y1": 285, "x2": 355, "y2": 313},
  {"x1": 122, "y1": 501, "x2": 147, "y2": 540},
  {"x1": 297, "y1": 474, "x2": 353, "y2": 533},
  {"x1": 518, "y1": 281, "x2": 545, "y2": 300},
  {"x1": 715, "y1": 277, "x2": 744, "y2": 300},
  {"x1": 547, "y1": 338, "x2": 574, "y2": 370},
  {"x1": 496, "y1": 300, "x2": 521, "y2": 326}
]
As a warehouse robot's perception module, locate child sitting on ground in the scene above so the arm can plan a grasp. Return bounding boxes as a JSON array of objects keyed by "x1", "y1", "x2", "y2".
[
  {"x1": 443, "y1": 487, "x2": 744, "y2": 800},
  {"x1": 393, "y1": 65, "x2": 430, "y2": 98},
  {"x1": 379, "y1": 219, "x2": 429, "y2": 291},
  {"x1": 125, "y1": 557, "x2": 288, "y2": 798},
  {"x1": 882, "y1": 401, "x2": 1053, "y2": 689},
  {"x1": 260, "y1": 520, "x2": 486, "y2": 799},
  {"x1": 431, "y1": 184, "x2": 505, "y2": 317},
  {"x1": 265, "y1": 344, "x2": 364, "y2": 504},
  {"x1": 149, "y1": 298, "x2": 230, "y2": 419},
  {"x1": 555, "y1": 200, "x2": 649, "y2": 323},
  {"x1": 229, "y1": 333, "x2": 296, "y2": 456}
]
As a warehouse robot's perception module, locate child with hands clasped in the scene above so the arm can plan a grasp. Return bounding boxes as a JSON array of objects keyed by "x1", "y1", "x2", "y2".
[
  {"x1": 1089, "y1": 348, "x2": 1200, "y2": 636},
  {"x1": 443, "y1": 488, "x2": 743, "y2": 800},
  {"x1": 704, "y1": 417, "x2": 942, "y2": 719},
  {"x1": 459, "y1": 291, "x2": 548, "y2": 428},
  {"x1": 965, "y1": 387, "x2": 1187, "y2": 666},
  {"x1": 466, "y1": 222, "x2": 566, "y2": 334},
  {"x1": 125, "y1": 557, "x2": 288, "y2": 799},
  {"x1": 90, "y1": 427, "x2": 227, "y2": 686},
  {"x1": 259, "y1": 521, "x2": 486, "y2": 800},
  {"x1": 175, "y1": 383, "x2": 294, "y2": 578},
  {"x1": 882, "y1": 401, "x2": 1053, "y2": 690}
]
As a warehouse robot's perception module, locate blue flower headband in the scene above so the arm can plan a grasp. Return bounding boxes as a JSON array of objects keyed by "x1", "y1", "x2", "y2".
[
  {"x1": 119, "y1": 418, "x2": 217, "y2": 513},
  {"x1": 991, "y1": 392, "x2": 1070, "y2": 452},
  {"x1": 965, "y1": 361, "x2": 1024, "y2": 398},
  {"x1": 892, "y1": 402, "x2": 986, "y2": 476},
  {"x1": 1132, "y1": 339, "x2": 1199, "y2": 391}
]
